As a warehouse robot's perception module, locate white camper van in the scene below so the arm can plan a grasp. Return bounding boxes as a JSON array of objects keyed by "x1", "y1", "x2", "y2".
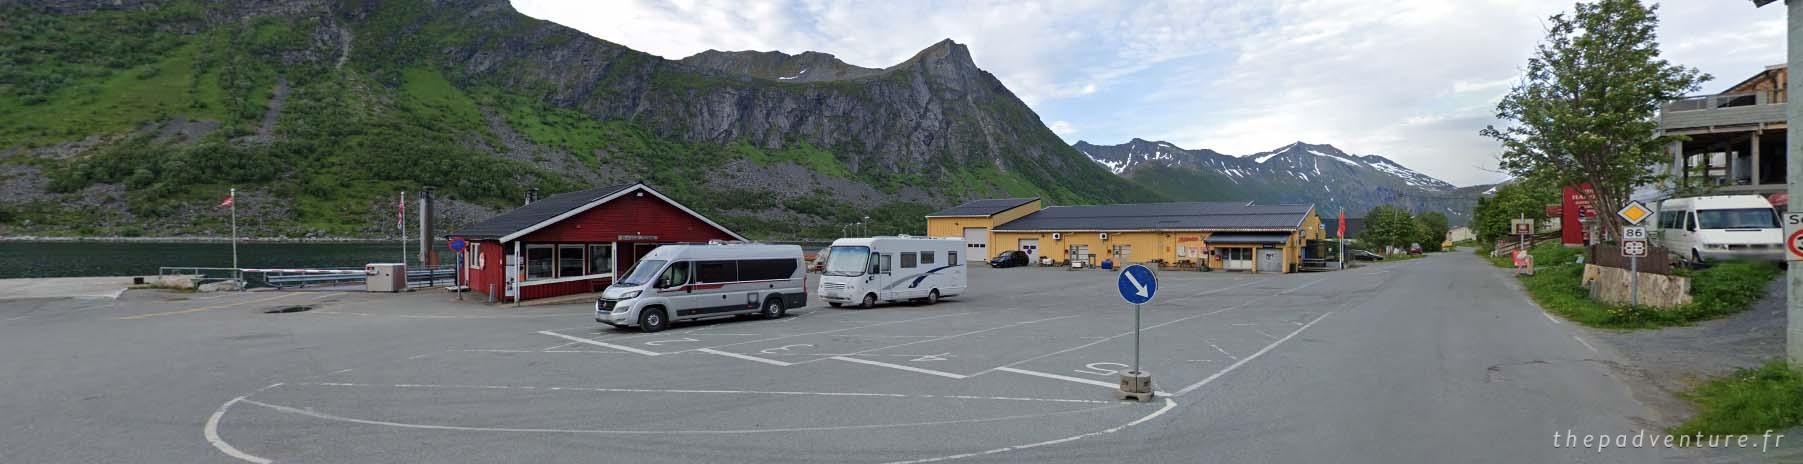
[
  {"x1": 1654, "y1": 195, "x2": 1783, "y2": 264},
  {"x1": 595, "y1": 244, "x2": 807, "y2": 332},
  {"x1": 817, "y1": 236, "x2": 967, "y2": 308}
]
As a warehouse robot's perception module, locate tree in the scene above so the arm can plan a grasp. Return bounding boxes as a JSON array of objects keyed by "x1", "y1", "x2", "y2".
[
  {"x1": 1472, "y1": 181, "x2": 1561, "y2": 244},
  {"x1": 1415, "y1": 211, "x2": 1450, "y2": 252},
  {"x1": 1360, "y1": 205, "x2": 1416, "y2": 252},
  {"x1": 1480, "y1": 0, "x2": 1708, "y2": 236}
]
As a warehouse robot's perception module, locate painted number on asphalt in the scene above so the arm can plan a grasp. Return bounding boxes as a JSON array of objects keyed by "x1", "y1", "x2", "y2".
[
  {"x1": 910, "y1": 353, "x2": 950, "y2": 362},
  {"x1": 1074, "y1": 362, "x2": 1129, "y2": 376}
]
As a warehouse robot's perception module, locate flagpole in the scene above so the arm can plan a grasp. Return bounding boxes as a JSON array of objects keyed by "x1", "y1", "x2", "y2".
[
  {"x1": 400, "y1": 191, "x2": 408, "y2": 267},
  {"x1": 230, "y1": 187, "x2": 239, "y2": 282}
]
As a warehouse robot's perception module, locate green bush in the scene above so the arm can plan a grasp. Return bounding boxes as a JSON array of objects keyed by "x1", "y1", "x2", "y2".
[{"x1": 1673, "y1": 361, "x2": 1803, "y2": 436}]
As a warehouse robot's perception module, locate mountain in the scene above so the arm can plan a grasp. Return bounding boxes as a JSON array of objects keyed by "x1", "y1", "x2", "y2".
[
  {"x1": 1073, "y1": 139, "x2": 1479, "y2": 224},
  {"x1": 0, "y1": 0, "x2": 1160, "y2": 239}
]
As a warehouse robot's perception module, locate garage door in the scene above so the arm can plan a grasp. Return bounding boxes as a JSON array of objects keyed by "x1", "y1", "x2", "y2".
[
  {"x1": 963, "y1": 227, "x2": 987, "y2": 261},
  {"x1": 1018, "y1": 239, "x2": 1039, "y2": 263}
]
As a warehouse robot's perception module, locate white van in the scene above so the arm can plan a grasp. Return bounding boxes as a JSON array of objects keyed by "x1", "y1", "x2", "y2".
[
  {"x1": 596, "y1": 244, "x2": 807, "y2": 332},
  {"x1": 1654, "y1": 195, "x2": 1783, "y2": 264},
  {"x1": 818, "y1": 236, "x2": 966, "y2": 308}
]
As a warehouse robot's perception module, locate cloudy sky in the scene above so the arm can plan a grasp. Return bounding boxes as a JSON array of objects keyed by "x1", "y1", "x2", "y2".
[{"x1": 511, "y1": 0, "x2": 1783, "y2": 187}]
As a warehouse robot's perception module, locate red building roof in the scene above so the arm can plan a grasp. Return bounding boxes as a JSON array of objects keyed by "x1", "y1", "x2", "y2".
[{"x1": 450, "y1": 183, "x2": 744, "y2": 242}]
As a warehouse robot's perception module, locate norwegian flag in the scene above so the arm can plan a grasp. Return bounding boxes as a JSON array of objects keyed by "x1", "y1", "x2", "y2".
[
  {"x1": 218, "y1": 191, "x2": 234, "y2": 208},
  {"x1": 1337, "y1": 210, "x2": 1346, "y2": 238}
]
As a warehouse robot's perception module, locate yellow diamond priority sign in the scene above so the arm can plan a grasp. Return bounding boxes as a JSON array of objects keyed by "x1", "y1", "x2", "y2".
[{"x1": 1616, "y1": 200, "x2": 1653, "y2": 226}]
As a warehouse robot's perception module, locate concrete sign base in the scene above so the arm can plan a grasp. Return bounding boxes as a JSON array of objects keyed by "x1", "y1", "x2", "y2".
[{"x1": 1115, "y1": 371, "x2": 1155, "y2": 402}]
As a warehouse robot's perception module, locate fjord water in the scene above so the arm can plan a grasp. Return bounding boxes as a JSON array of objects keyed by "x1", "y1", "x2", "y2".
[{"x1": 0, "y1": 241, "x2": 424, "y2": 279}]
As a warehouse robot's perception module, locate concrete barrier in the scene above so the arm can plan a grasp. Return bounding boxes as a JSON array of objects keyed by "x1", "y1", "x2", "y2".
[{"x1": 1582, "y1": 264, "x2": 1690, "y2": 308}]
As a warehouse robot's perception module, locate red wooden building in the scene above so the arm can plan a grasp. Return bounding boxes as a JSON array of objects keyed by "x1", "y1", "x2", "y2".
[{"x1": 449, "y1": 183, "x2": 745, "y2": 302}]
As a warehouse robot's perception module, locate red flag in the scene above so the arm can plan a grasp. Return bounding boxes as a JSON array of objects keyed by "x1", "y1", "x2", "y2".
[
  {"x1": 1337, "y1": 211, "x2": 1346, "y2": 238},
  {"x1": 218, "y1": 193, "x2": 234, "y2": 208}
]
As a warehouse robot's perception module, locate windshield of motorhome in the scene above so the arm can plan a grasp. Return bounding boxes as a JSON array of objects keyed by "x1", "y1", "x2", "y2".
[
  {"x1": 1697, "y1": 208, "x2": 1779, "y2": 229},
  {"x1": 615, "y1": 259, "x2": 666, "y2": 286},
  {"x1": 822, "y1": 246, "x2": 869, "y2": 276}
]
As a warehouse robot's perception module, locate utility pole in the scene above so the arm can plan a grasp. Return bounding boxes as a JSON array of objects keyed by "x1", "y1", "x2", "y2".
[
  {"x1": 1764, "y1": 0, "x2": 1803, "y2": 365},
  {"x1": 1788, "y1": 0, "x2": 1803, "y2": 366}
]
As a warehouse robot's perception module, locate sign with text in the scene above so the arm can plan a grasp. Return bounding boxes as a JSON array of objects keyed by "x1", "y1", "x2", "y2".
[
  {"x1": 1621, "y1": 227, "x2": 1647, "y2": 241},
  {"x1": 1785, "y1": 213, "x2": 1803, "y2": 262},
  {"x1": 1511, "y1": 218, "x2": 1534, "y2": 236},
  {"x1": 617, "y1": 235, "x2": 660, "y2": 241}
]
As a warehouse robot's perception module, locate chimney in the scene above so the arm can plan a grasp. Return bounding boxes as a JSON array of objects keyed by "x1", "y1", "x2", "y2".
[
  {"x1": 419, "y1": 186, "x2": 438, "y2": 266},
  {"x1": 525, "y1": 188, "x2": 539, "y2": 206}
]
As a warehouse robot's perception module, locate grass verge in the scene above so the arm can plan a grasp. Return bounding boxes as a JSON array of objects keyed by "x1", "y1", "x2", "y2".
[
  {"x1": 1495, "y1": 243, "x2": 1779, "y2": 329},
  {"x1": 1672, "y1": 361, "x2": 1803, "y2": 437}
]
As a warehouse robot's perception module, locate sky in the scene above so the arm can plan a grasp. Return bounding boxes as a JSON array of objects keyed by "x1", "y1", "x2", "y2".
[{"x1": 510, "y1": 0, "x2": 1784, "y2": 187}]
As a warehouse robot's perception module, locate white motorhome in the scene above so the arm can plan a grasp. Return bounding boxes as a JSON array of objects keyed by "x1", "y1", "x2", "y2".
[
  {"x1": 595, "y1": 243, "x2": 807, "y2": 332},
  {"x1": 817, "y1": 236, "x2": 966, "y2": 308},
  {"x1": 1654, "y1": 195, "x2": 1783, "y2": 264}
]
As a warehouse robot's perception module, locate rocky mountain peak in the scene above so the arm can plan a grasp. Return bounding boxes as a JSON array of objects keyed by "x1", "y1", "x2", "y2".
[{"x1": 679, "y1": 48, "x2": 881, "y2": 82}]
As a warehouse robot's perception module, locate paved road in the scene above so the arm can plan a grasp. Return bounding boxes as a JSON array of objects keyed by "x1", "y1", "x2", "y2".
[{"x1": 0, "y1": 254, "x2": 1707, "y2": 463}]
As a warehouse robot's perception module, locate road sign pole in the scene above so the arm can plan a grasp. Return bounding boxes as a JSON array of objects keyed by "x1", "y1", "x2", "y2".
[
  {"x1": 1788, "y1": 0, "x2": 1803, "y2": 366},
  {"x1": 1115, "y1": 264, "x2": 1156, "y2": 402},
  {"x1": 1630, "y1": 256, "x2": 1638, "y2": 308},
  {"x1": 1133, "y1": 303, "x2": 1141, "y2": 375}
]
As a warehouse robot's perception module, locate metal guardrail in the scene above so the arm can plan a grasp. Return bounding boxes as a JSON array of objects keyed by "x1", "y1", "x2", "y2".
[{"x1": 159, "y1": 265, "x2": 459, "y2": 290}]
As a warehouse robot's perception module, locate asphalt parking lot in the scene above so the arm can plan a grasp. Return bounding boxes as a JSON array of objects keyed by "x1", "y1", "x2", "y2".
[
  {"x1": 209, "y1": 265, "x2": 1351, "y2": 464},
  {"x1": 0, "y1": 256, "x2": 1688, "y2": 463}
]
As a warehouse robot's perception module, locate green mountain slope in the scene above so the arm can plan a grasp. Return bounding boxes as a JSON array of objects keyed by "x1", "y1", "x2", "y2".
[{"x1": 0, "y1": 0, "x2": 1161, "y2": 239}]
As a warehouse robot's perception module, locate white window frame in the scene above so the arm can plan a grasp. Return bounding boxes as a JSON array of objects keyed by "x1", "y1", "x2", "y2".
[{"x1": 525, "y1": 244, "x2": 556, "y2": 281}]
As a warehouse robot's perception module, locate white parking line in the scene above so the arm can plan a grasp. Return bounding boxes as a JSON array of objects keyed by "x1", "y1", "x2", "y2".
[
  {"x1": 698, "y1": 348, "x2": 793, "y2": 366},
  {"x1": 994, "y1": 367, "x2": 1118, "y2": 388},
  {"x1": 831, "y1": 356, "x2": 968, "y2": 379},
  {"x1": 536, "y1": 331, "x2": 663, "y2": 356},
  {"x1": 1174, "y1": 311, "x2": 1332, "y2": 396},
  {"x1": 992, "y1": 367, "x2": 1170, "y2": 396}
]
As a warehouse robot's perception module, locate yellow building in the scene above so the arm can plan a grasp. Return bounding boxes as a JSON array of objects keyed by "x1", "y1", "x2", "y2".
[
  {"x1": 941, "y1": 200, "x2": 1321, "y2": 273},
  {"x1": 925, "y1": 198, "x2": 1042, "y2": 263}
]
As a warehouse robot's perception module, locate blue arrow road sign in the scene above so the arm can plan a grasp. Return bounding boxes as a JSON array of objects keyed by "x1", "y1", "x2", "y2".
[{"x1": 1117, "y1": 264, "x2": 1157, "y2": 305}]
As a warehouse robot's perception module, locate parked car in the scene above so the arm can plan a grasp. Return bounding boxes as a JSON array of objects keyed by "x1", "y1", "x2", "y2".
[
  {"x1": 1408, "y1": 243, "x2": 1423, "y2": 255},
  {"x1": 1350, "y1": 249, "x2": 1385, "y2": 261},
  {"x1": 990, "y1": 250, "x2": 1030, "y2": 268}
]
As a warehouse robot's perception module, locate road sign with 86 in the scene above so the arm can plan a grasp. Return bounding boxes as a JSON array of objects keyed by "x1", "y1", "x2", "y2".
[
  {"x1": 1621, "y1": 227, "x2": 1647, "y2": 241},
  {"x1": 1621, "y1": 240, "x2": 1647, "y2": 258}
]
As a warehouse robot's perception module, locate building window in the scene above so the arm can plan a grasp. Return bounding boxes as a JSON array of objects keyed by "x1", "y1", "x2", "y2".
[
  {"x1": 526, "y1": 245, "x2": 555, "y2": 280},
  {"x1": 588, "y1": 244, "x2": 614, "y2": 275},
  {"x1": 558, "y1": 245, "x2": 585, "y2": 278},
  {"x1": 919, "y1": 250, "x2": 935, "y2": 265},
  {"x1": 467, "y1": 245, "x2": 483, "y2": 269},
  {"x1": 900, "y1": 252, "x2": 918, "y2": 268}
]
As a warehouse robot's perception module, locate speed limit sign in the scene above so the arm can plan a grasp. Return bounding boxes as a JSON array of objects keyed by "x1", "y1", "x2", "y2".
[{"x1": 1785, "y1": 212, "x2": 1803, "y2": 262}]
